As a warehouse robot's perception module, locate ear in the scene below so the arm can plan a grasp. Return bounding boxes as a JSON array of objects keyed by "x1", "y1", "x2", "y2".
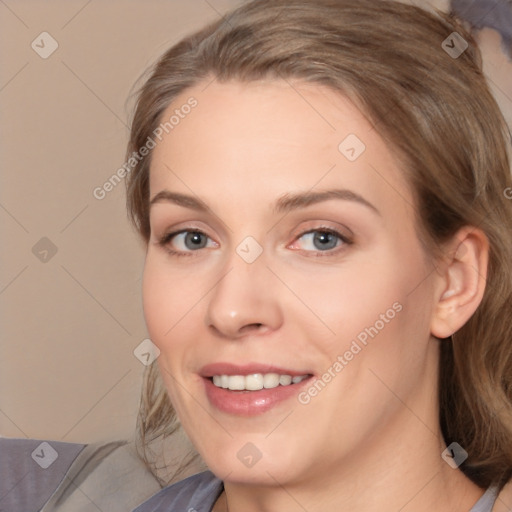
[{"x1": 430, "y1": 226, "x2": 489, "y2": 339}]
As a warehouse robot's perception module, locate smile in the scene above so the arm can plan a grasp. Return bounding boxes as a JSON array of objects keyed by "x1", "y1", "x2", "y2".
[{"x1": 211, "y1": 373, "x2": 309, "y2": 391}]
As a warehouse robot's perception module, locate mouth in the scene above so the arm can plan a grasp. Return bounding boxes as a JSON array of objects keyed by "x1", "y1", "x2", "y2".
[{"x1": 199, "y1": 363, "x2": 315, "y2": 415}]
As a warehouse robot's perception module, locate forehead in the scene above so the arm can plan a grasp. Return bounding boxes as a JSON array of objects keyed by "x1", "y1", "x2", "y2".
[{"x1": 148, "y1": 79, "x2": 413, "y2": 216}]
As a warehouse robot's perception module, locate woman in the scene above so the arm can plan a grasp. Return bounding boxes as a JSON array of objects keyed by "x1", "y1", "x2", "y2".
[{"x1": 125, "y1": 0, "x2": 512, "y2": 510}]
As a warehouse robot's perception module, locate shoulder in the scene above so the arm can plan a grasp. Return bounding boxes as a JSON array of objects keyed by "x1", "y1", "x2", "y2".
[
  {"x1": 0, "y1": 437, "x2": 88, "y2": 512},
  {"x1": 132, "y1": 470, "x2": 223, "y2": 512},
  {"x1": 492, "y1": 479, "x2": 512, "y2": 511},
  {"x1": 469, "y1": 485, "x2": 500, "y2": 512},
  {"x1": 0, "y1": 436, "x2": 164, "y2": 512}
]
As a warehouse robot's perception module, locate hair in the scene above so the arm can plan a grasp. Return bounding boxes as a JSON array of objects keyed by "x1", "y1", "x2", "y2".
[{"x1": 125, "y1": 0, "x2": 512, "y2": 491}]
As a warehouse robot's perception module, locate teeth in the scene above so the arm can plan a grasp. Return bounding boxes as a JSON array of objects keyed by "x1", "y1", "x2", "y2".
[
  {"x1": 279, "y1": 375, "x2": 292, "y2": 385},
  {"x1": 246, "y1": 374, "x2": 263, "y2": 390},
  {"x1": 263, "y1": 373, "x2": 280, "y2": 388},
  {"x1": 211, "y1": 373, "x2": 309, "y2": 391},
  {"x1": 228, "y1": 375, "x2": 245, "y2": 390}
]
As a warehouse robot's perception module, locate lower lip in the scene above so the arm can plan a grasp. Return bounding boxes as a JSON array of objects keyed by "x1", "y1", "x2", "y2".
[{"x1": 202, "y1": 376, "x2": 313, "y2": 416}]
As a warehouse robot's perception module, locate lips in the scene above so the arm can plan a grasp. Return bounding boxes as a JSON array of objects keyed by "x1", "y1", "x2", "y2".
[{"x1": 199, "y1": 362, "x2": 314, "y2": 416}]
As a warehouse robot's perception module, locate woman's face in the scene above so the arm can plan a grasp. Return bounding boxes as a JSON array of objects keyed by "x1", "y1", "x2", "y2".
[{"x1": 143, "y1": 79, "x2": 442, "y2": 487}]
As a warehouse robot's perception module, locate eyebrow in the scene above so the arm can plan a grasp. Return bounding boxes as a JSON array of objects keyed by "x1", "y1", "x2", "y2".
[{"x1": 149, "y1": 188, "x2": 381, "y2": 216}]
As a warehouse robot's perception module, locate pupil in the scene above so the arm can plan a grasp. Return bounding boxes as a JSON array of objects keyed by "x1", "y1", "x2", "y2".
[
  {"x1": 315, "y1": 232, "x2": 336, "y2": 250},
  {"x1": 188, "y1": 232, "x2": 205, "y2": 248}
]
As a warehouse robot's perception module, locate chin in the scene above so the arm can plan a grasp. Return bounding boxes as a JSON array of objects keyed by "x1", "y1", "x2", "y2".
[{"x1": 196, "y1": 435, "x2": 305, "y2": 486}]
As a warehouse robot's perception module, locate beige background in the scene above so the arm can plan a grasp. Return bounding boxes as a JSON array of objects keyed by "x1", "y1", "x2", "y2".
[
  {"x1": 0, "y1": 0, "x2": 244, "y2": 443},
  {"x1": 1, "y1": 0, "x2": 511, "y2": 444}
]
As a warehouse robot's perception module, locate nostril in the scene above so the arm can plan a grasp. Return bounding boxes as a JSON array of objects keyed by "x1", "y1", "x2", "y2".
[{"x1": 240, "y1": 323, "x2": 263, "y2": 334}]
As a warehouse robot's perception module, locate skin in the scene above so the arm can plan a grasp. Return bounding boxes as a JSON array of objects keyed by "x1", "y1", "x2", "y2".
[{"x1": 142, "y1": 78, "x2": 489, "y2": 512}]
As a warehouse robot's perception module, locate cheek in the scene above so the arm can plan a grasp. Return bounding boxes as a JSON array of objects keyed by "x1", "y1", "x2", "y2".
[
  {"x1": 298, "y1": 254, "x2": 432, "y2": 365},
  {"x1": 326, "y1": 268, "x2": 436, "y2": 403},
  {"x1": 142, "y1": 251, "x2": 208, "y2": 342},
  {"x1": 142, "y1": 254, "x2": 192, "y2": 351},
  {"x1": 143, "y1": 257, "x2": 196, "y2": 408},
  {"x1": 142, "y1": 259, "x2": 171, "y2": 345},
  {"x1": 289, "y1": 261, "x2": 408, "y2": 344}
]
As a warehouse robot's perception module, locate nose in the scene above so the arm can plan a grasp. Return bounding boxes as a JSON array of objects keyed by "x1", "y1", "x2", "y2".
[{"x1": 205, "y1": 251, "x2": 283, "y2": 340}]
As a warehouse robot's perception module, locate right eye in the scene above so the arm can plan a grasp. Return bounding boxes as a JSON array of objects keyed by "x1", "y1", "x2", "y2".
[{"x1": 158, "y1": 229, "x2": 217, "y2": 257}]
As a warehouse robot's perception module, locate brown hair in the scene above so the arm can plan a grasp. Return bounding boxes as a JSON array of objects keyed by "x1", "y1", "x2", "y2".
[{"x1": 125, "y1": 0, "x2": 512, "y2": 490}]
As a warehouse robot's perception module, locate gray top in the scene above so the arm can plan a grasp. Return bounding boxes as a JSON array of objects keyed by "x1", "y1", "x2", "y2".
[
  {"x1": 451, "y1": 0, "x2": 512, "y2": 55},
  {"x1": 132, "y1": 470, "x2": 499, "y2": 512},
  {"x1": 0, "y1": 437, "x2": 163, "y2": 512},
  {"x1": 132, "y1": 471, "x2": 223, "y2": 512}
]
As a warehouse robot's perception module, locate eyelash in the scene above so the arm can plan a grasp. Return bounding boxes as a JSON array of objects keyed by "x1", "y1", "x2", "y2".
[{"x1": 157, "y1": 226, "x2": 353, "y2": 259}]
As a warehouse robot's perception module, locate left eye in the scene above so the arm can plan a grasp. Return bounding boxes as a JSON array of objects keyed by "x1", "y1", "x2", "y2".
[
  {"x1": 291, "y1": 228, "x2": 350, "y2": 253},
  {"x1": 161, "y1": 230, "x2": 216, "y2": 254}
]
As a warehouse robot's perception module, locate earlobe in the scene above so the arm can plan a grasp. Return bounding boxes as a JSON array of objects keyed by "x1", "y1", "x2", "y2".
[{"x1": 430, "y1": 227, "x2": 489, "y2": 339}]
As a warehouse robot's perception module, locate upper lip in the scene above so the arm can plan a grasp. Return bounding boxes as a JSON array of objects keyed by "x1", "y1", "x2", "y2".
[{"x1": 200, "y1": 362, "x2": 313, "y2": 378}]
